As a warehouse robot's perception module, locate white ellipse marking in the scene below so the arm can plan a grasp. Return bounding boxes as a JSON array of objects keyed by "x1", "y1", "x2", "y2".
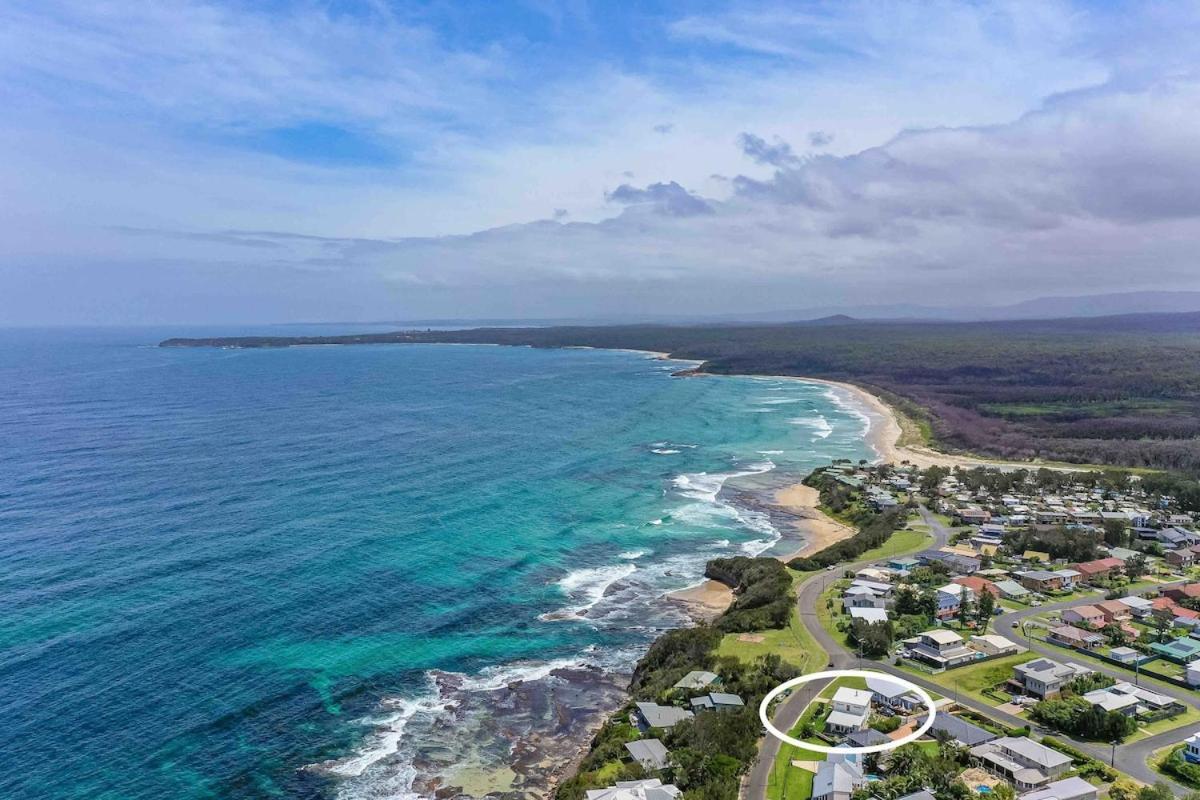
[{"x1": 758, "y1": 668, "x2": 937, "y2": 755}]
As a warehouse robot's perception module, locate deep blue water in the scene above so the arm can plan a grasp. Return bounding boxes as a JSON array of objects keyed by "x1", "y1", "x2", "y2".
[{"x1": 0, "y1": 328, "x2": 874, "y2": 800}]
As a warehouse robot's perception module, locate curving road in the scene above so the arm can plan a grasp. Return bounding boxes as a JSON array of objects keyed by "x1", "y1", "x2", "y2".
[{"x1": 745, "y1": 508, "x2": 1191, "y2": 798}]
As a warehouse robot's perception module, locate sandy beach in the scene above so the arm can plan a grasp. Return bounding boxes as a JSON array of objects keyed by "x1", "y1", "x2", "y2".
[
  {"x1": 667, "y1": 579, "x2": 735, "y2": 621},
  {"x1": 772, "y1": 483, "x2": 857, "y2": 562}
]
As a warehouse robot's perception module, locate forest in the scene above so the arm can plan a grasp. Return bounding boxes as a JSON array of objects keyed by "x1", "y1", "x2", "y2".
[{"x1": 161, "y1": 311, "x2": 1200, "y2": 473}]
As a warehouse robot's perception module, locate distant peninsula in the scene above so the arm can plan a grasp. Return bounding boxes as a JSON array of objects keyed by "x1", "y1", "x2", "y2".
[{"x1": 161, "y1": 310, "x2": 1200, "y2": 475}]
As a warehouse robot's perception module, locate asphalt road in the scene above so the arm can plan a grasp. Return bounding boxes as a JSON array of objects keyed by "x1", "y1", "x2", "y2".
[
  {"x1": 744, "y1": 508, "x2": 1191, "y2": 798},
  {"x1": 997, "y1": 594, "x2": 1197, "y2": 790}
]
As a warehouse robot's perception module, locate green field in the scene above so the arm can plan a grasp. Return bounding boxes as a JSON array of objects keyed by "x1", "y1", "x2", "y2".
[
  {"x1": 854, "y1": 528, "x2": 935, "y2": 563},
  {"x1": 717, "y1": 602, "x2": 826, "y2": 674}
]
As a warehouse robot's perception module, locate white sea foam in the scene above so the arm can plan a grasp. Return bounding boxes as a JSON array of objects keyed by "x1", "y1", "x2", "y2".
[
  {"x1": 619, "y1": 549, "x2": 649, "y2": 560},
  {"x1": 822, "y1": 386, "x2": 872, "y2": 437},
  {"x1": 788, "y1": 415, "x2": 833, "y2": 439},
  {"x1": 758, "y1": 450, "x2": 784, "y2": 455},
  {"x1": 540, "y1": 563, "x2": 638, "y2": 620},
  {"x1": 651, "y1": 448, "x2": 681, "y2": 455},
  {"x1": 755, "y1": 397, "x2": 803, "y2": 405},
  {"x1": 669, "y1": 460, "x2": 780, "y2": 555}
]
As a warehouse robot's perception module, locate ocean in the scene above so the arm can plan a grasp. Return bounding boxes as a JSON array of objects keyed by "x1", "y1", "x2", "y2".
[{"x1": 0, "y1": 328, "x2": 876, "y2": 800}]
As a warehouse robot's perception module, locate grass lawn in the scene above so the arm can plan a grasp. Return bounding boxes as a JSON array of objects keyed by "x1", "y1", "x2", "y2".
[
  {"x1": 1137, "y1": 705, "x2": 1200, "y2": 739},
  {"x1": 717, "y1": 603, "x2": 826, "y2": 674},
  {"x1": 895, "y1": 652, "x2": 1037, "y2": 706},
  {"x1": 854, "y1": 528, "x2": 935, "y2": 563},
  {"x1": 815, "y1": 583, "x2": 852, "y2": 650}
]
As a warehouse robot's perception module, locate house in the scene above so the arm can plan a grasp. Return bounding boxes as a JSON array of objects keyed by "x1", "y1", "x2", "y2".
[
  {"x1": 811, "y1": 756, "x2": 865, "y2": 800},
  {"x1": 1016, "y1": 570, "x2": 1062, "y2": 593},
  {"x1": 586, "y1": 780, "x2": 681, "y2": 800},
  {"x1": 935, "y1": 583, "x2": 973, "y2": 620},
  {"x1": 969, "y1": 736, "x2": 1072, "y2": 789},
  {"x1": 1081, "y1": 687, "x2": 1140, "y2": 716},
  {"x1": 689, "y1": 693, "x2": 744, "y2": 713},
  {"x1": 1061, "y1": 605, "x2": 1104, "y2": 627},
  {"x1": 1185, "y1": 732, "x2": 1200, "y2": 764},
  {"x1": 843, "y1": 585, "x2": 887, "y2": 610},
  {"x1": 1048, "y1": 625, "x2": 1104, "y2": 650},
  {"x1": 895, "y1": 792, "x2": 936, "y2": 800},
  {"x1": 844, "y1": 728, "x2": 891, "y2": 748},
  {"x1": 1107, "y1": 546, "x2": 1139, "y2": 562},
  {"x1": 1110, "y1": 646, "x2": 1145, "y2": 665},
  {"x1": 1167, "y1": 549, "x2": 1197, "y2": 569},
  {"x1": 1119, "y1": 595, "x2": 1155, "y2": 618},
  {"x1": 918, "y1": 550, "x2": 981, "y2": 574},
  {"x1": 995, "y1": 579, "x2": 1031, "y2": 601},
  {"x1": 969, "y1": 634, "x2": 1025, "y2": 657},
  {"x1": 848, "y1": 607, "x2": 889, "y2": 624},
  {"x1": 957, "y1": 508, "x2": 991, "y2": 525},
  {"x1": 848, "y1": 578, "x2": 893, "y2": 597},
  {"x1": 902, "y1": 629, "x2": 980, "y2": 669},
  {"x1": 1017, "y1": 776, "x2": 1098, "y2": 800},
  {"x1": 953, "y1": 575, "x2": 1000, "y2": 599},
  {"x1": 624, "y1": 740, "x2": 670, "y2": 771},
  {"x1": 867, "y1": 676, "x2": 924, "y2": 712},
  {"x1": 633, "y1": 703, "x2": 693, "y2": 731},
  {"x1": 1164, "y1": 583, "x2": 1200, "y2": 604},
  {"x1": 1188, "y1": 661, "x2": 1200, "y2": 688},
  {"x1": 825, "y1": 687, "x2": 872, "y2": 734},
  {"x1": 1011, "y1": 658, "x2": 1092, "y2": 699},
  {"x1": 918, "y1": 713, "x2": 999, "y2": 747},
  {"x1": 855, "y1": 567, "x2": 893, "y2": 584},
  {"x1": 1073, "y1": 558, "x2": 1124, "y2": 584},
  {"x1": 1150, "y1": 637, "x2": 1200, "y2": 664},
  {"x1": 888, "y1": 556, "x2": 920, "y2": 573},
  {"x1": 1095, "y1": 599, "x2": 1132, "y2": 624},
  {"x1": 1052, "y1": 569, "x2": 1082, "y2": 590},
  {"x1": 673, "y1": 670, "x2": 718, "y2": 690}
]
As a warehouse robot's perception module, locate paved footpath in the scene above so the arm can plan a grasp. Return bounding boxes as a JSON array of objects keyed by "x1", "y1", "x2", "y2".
[{"x1": 744, "y1": 508, "x2": 1191, "y2": 799}]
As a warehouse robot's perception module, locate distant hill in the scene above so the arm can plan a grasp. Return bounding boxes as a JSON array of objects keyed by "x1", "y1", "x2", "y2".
[{"x1": 709, "y1": 290, "x2": 1200, "y2": 324}]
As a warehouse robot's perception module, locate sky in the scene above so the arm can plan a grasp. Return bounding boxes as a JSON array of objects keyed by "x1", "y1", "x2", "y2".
[{"x1": 3, "y1": 0, "x2": 1200, "y2": 325}]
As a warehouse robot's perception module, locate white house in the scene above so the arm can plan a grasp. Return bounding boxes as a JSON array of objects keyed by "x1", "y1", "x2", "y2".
[
  {"x1": 825, "y1": 687, "x2": 872, "y2": 734},
  {"x1": 586, "y1": 779, "x2": 682, "y2": 800},
  {"x1": 1185, "y1": 732, "x2": 1200, "y2": 764},
  {"x1": 1188, "y1": 660, "x2": 1200, "y2": 688},
  {"x1": 1017, "y1": 776, "x2": 1098, "y2": 800}
]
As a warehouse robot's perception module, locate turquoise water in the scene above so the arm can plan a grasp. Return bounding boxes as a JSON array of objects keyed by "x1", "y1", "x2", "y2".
[{"x1": 0, "y1": 329, "x2": 875, "y2": 799}]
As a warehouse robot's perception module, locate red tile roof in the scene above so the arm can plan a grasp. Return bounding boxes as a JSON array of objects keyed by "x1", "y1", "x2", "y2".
[{"x1": 1074, "y1": 557, "x2": 1124, "y2": 575}]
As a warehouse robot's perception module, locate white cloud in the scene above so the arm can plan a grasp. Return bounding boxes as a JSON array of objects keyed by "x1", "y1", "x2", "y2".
[{"x1": 3, "y1": 1, "x2": 1200, "y2": 323}]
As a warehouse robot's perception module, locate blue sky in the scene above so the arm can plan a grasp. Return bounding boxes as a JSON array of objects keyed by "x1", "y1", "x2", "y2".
[{"x1": 2, "y1": 1, "x2": 1200, "y2": 324}]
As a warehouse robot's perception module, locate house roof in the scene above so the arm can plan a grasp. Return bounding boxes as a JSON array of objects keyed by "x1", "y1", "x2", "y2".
[
  {"x1": 1074, "y1": 557, "x2": 1123, "y2": 575},
  {"x1": 922, "y1": 629, "x2": 964, "y2": 645},
  {"x1": 1066, "y1": 604, "x2": 1103, "y2": 618},
  {"x1": 635, "y1": 703, "x2": 693, "y2": 728},
  {"x1": 997, "y1": 736, "x2": 1072, "y2": 769},
  {"x1": 953, "y1": 575, "x2": 1000, "y2": 596},
  {"x1": 625, "y1": 740, "x2": 670, "y2": 770},
  {"x1": 1017, "y1": 776, "x2": 1099, "y2": 800},
  {"x1": 673, "y1": 670, "x2": 718, "y2": 690},
  {"x1": 1050, "y1": 625, "x2": 1103, "y2": 643},
  {"x1": 833, "y1": 686, "x2": 873, "y2": 706},
  {"x1": 812, "y1": 761, "x2": 864, "y2": 798},
  {"x1": 921, "y1": 713, "x2": 998, "y2": 746},
  {"x1": 995, "y1": 579, "x2": 1030, "y2": 595},
  {"x1": 586, "y1": 779, "x2": 682, "y2": 800}
]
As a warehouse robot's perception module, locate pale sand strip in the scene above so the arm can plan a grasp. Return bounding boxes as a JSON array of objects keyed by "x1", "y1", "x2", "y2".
[
  {"x1": 772, "y1": 483, "x2": 856, "y2": 563},
  {"x1": 667, "y1": 579, "x2": 735, "y2": 621}
]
